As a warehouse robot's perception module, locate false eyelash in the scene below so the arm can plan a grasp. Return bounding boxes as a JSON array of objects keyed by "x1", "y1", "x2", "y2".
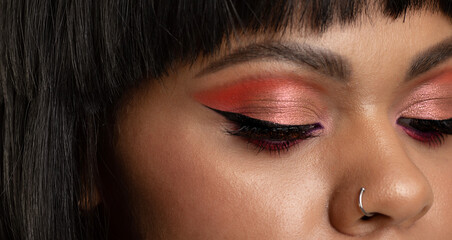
[
  {"x1": 227, "y1": 125, "x2": 319, "y2": 154},
  {"x1": 207, "y1": 107, "x2": 322, "y2": 153},
  {"x1": 228, "y1": 124, "x2": 319, "y2": 140},
  {"x1": 397, "y1": 118, "x2": 452, "y2": 147}
]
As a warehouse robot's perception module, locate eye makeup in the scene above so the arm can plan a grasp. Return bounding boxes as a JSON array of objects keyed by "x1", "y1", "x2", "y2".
[
  {"x1": 208, "y1": 107, "x2": 323, "y2": 152},
  {"x1": 397, "y1": 118, "x2": 452, "y2": 146},
  {"x1": 397, "y1": 71, "x2": 452, "y2": 146},
  {"x1": 193, "y1": 78, "x2": 327, "y2": 153},
  {"x1": 194, "y1": 78, "x2": 326, "y2": 125}
]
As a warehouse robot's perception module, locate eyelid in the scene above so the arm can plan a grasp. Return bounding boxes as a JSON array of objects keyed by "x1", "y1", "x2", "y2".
[
  {"x1": 399, "y1": 98, "x2": 452, "y2": 120},
  {"x1": 396, "y1": 74, "x2": 452, "y2": 120},
  {"x1": 397, "y1": 117, "x2": 452, "y2": 147},
  {"x1": 398, "y1": 117, "x2": 452, "y2": 133},
  {"x1": 206, "y1": 106, "x2": 317, "y2": 128},
  {"x1": 206, "y1": 106, "x2": 324, "y2": 153},
  {"x1": 193, "y1": 78, "x2": 328, "y2": 125}
]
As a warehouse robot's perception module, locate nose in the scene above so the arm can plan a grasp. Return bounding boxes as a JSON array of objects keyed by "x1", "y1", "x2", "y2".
[{"x1": 328, "y1": 118, "x2": 434, "y2": 236}]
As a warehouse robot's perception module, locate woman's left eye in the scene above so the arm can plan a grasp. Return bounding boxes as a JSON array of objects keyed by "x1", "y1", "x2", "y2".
[
  {"x1": 397, "y1": 117, "x2": 452, "y2": 146},
  {"x1": 208, "y1": 107, "x2": 323, "y2": 153}
]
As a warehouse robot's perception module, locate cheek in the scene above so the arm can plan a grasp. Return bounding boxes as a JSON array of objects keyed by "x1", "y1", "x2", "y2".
[
  {"x1": 114, "y1": 101, "x2": 328, "y2": 238},
  {"x1": 419, "y1": 159, "x2": 452, "y2": 236},
  {"x1": 114, "y1": 104, "x2": 269, "y2": 238},
  {"x1": 405, "y1": 141, "x2": 452, "y2": 236}
]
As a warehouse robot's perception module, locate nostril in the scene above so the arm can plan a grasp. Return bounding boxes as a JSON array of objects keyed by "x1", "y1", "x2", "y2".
[
  {"x1": 360, "y1": 215, "x2": 372, "y2": 221},
  {"x1": 360, "y1": 211, "x2": 378, "y2": 221},
  {"x1": 359, "y1": 212, "x2": 382, "y2": 221},
  {"x1": 359, "y1": 213, "x2": 393, "y2": 228}
]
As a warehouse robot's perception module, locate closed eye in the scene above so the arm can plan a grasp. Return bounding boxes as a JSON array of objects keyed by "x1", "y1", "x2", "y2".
[
  {"x1": 397, "y1": 117, "x2": 452, "y2": 147},
  {"x1": 207, "y1": 107, "x2": 323, "y2": 153}
]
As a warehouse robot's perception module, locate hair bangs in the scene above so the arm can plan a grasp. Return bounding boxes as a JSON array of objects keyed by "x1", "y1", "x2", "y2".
[{"x1": 118, "y1": 0, "x2": 452, "y2": 81}]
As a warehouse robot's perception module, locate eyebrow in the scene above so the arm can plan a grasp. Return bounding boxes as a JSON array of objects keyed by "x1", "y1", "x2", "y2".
[
  {"x1": 407, "y1": 37, "x2": 452, "y2": 80},
  {"x1": 195, "y1": 42, "x2": 350, "y2": 81},
  {"x1": 196, "y1": 37, "x2": 452, "y2": 82}
]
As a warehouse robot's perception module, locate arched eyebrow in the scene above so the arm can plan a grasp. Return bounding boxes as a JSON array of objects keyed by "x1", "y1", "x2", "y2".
[
  {"x1": 195, "y1": 37, "x2": 452, "y2": 82},
  {"x1": 195, "y1": 42, "x2": 350, "y2": 81},
  {"x1": 407, "y1": 36, "x2": 452, "y2": 80}
]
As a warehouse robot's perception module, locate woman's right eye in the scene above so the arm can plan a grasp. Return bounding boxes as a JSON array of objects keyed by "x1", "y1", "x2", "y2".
[
  {"x1": 397, "y1": 117, "x2": 452, "y2": 146},
  {"x1": 208, "y1": 107, "x2": 323, "y2": 153}
]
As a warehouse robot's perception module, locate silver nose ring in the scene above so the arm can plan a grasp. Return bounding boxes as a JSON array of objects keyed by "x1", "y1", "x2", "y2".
[{"x1": 359, "y1": 187, "x2": 374, "y2": 217}]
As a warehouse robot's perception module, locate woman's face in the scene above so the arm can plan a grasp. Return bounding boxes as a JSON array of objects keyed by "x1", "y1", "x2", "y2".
[{"x1": 110, "y1": 10, "x2": 452, "y2": 239}]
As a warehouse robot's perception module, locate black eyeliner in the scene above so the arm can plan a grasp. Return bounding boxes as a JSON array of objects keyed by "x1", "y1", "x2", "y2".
[
  {"x1": 206, "y1": 106, "x2": 323, "y2": 141},
  {"x1": 397, "y1": 118, "x2": 452, "y2": 134},
  {"x1": 207, "y1": 106, "x2": 320, "y2": 129}
]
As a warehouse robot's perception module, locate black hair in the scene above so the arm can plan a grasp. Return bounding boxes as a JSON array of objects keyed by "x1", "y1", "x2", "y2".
[{"x1": 1, "y1": 0, "x2": 451, "y2": 239}]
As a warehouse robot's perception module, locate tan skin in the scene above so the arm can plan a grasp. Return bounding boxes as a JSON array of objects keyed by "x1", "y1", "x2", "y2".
[{"x1": 105, "y1": 10, "x2": 452, "y2": 239}]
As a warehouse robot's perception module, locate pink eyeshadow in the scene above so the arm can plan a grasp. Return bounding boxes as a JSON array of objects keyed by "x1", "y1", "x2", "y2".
[
  {"x1": 400, "y1": 72, "x2": 452, "y2": 120},
  {"x1": 193, "y1": 79, "x2": 325, "y2": 125}
]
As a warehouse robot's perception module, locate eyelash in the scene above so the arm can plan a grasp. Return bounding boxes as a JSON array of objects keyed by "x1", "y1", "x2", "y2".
[
  {"x1": 209, "y1": 107, "x2": 323, "y2": 153},
  {"x1": 209, "y1": 107, "x2": 452, "y2": 152},
  {"x1": 397, "y1": 118, "x2": 452, "y2": 147}
]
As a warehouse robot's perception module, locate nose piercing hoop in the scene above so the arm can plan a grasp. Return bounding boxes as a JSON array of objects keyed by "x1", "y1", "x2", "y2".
[{"x1": 359, "y1": 187, "x2": 374, "y2": 217}]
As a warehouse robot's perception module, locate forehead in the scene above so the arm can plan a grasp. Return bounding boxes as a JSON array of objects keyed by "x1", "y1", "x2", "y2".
[
  {"x1": 180, "y1": 11, "x2": 452, "y2": 100},
  {"x1": 190, "y1": 7, "x2": 452, "y2": 74},
  {"x1": 209, "y1": 0, "x2": 450, "y2": 33},
  {"x1": 299, "y1": 11, "x2": 452, "y2": 66},
  {"x1": 130, "y1": 1, "x2": 452, "y2": 81},
  {"x1": 197, "y1": 11, "x2": 452, "y2": 72},
  {"x1": 304, "y1": 12, "x2": 452, "y2": 93}
]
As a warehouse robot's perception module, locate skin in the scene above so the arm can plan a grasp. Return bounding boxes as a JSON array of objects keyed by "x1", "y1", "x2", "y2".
[{"x1": 105, "y1": 10, "x2": 452, "y2": 239}]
